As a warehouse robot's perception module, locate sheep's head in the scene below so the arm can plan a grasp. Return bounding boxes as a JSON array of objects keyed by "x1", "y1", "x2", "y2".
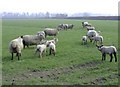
[{"x1": 96, "y1": 45, "x2": 103, "y2": 51}]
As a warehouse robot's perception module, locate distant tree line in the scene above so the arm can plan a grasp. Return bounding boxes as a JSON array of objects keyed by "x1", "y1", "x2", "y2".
[
  {"x1": 1, "y1": 12, "x2": 68, "y2": 19},
  {"x1": 0, "y1": 12, "x2": 118, "y2": 20}
]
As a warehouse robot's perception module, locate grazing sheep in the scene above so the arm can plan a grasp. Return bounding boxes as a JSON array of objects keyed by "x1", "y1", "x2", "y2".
[
  {"x1": 85, "y1": 26, "x2": 95, "y2": 31},
  {"x1": 23, "y1": 34, "x2": 45, "y2": 48},
  {"x1": 82, "y1": 36, "x2": 87, "y2": 45},
  {"x1": 9, "y1": 36, "x2": 23, "y2": 60},
  {"x1": 87, "y1": 30, "x2": 99, "y2": 42},
  {"x1": 48, "y1": 42, "x2": 56, "y2": 56},
  {"x1": 44, "y1": 28, "x2": 59, "y2": 38},
  {"x1": 57, "y1": 24, "x2": 74, "y2": 30},
  {"x1": 35, "y1": 44, "x2": 47, "y2": 58},
  {"x1": 67, "y1": 24, "x2": 74, "y2": 30},
  {"x1": 91, "y1": 35, "x2": 103, "y2": 45},
  {"x1": 96, "y1": 45, "x2": 117, "y2": 62},
  {"x1": 82, "y1": 22, "x2": 91, "y2": 28}
]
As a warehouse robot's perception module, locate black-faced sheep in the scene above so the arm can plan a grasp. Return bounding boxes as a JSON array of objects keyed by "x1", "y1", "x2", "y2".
[
  {"x1": 9, "y1": 36, "x2": 23, "y2": 60},
  {"x1": 96, "y1": 45, "x2": 117, "y2": 62},
  {"x1": 23, "y1": 34, "x2": 45, "y2": 48},
  {"x1": 44, "y1": 28, "x2": 59, "y2": 38}
]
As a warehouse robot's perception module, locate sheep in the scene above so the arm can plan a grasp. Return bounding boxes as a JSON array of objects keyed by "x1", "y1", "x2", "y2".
[
  {"x1": 48, "y1": 42, "x2": 56, "y2": 56},
  {"x1": 44, "y1": 28, "x2": 59, "y2": 38},
  {"x1": 35, "y1": 44, "x2": 47, "y2": 58},
  {"x1": 86, "y1": 30, "x2": 99, "y2": 42},
  {"x1": 85, "y1": 26, "x2": 95, "y2": 31},
  {"x1": 96, "y1": 45, "x2": 117, "y2": 62},
  {"x1": 37, "y1": 31, "x2": 45, "y2": 39},
  {"x1": 82, "y1": 22, "x2": 91, "y2": 28},
  {"x1": 23, "y1": 34, "x2": 45, "y2": 48},
  {"x1": 91, "y1": 35, "x2": 103, "y2": 45},
  {"x1": 46, "y1": 38, "x2": 58, "y2": 45},
  {"x1": 82, "y1": 36, "x2": 87, "y2": 45},
  {"x1": 9, "y1": 36, "x2": 23, "y2": 60}
]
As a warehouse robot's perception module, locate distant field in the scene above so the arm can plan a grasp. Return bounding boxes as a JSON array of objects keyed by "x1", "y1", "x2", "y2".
[{"x1": 2, "y1": 19, "x2": 119, "y2": 85}]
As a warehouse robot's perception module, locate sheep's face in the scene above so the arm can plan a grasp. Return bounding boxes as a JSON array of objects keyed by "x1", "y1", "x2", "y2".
[{"x1": 96, "y1": 45, "x2": 103, "y2": 51}]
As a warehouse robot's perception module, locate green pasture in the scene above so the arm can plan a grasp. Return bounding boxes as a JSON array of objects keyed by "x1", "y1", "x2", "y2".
[{"x1": 2, "y1": 19, "x2": 119, "y2": 85}]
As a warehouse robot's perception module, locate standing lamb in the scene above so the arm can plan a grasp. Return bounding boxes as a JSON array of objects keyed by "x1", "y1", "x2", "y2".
[
  {"x1": 44, "y1": 28, "x2": 59, "y2": 38},
  {"x1": 96, "y1": 45, "x2": 117, "y2": 62},
  {"x1": 35, "y1": 44, "x2": 47, "y2": 58},
  {"x1": 48, "y1": 42, "x2": 56, "y2": 56},
  {"x1": 91, "y1": 35, "x2": 103, "y2": 45},
  {"x1": 9, "y1": 36, "x2": 23, "y2": 60}
]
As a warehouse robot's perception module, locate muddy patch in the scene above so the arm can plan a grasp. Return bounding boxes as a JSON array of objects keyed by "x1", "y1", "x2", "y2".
[
  {"x1": 11, "y1": 60, "x2": 103, "y2": 85},
  {"x1": 90, "y1": 73, "x2": 119, "y2": 85}
]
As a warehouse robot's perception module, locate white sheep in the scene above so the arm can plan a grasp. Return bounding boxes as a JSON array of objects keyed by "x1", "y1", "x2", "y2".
[
  {"x1": 96, "y1": 45, "x2": 117, "y2": 62},
  {"x1": 82, "y1": 36, "x2": 87, "y2": 45},
  {"x1": 9, "y1": 36, "x2": 23, "y2": 60},
  {"x1": 48, "y1": 42, "x2": 56, "y2": 56},
  {"x1": 87, "y1": 30, "x2": 99, "y2": 42},
  {"x1": 23, "y1": 34, "x2": 45, "y2": 48},
  {"x1": 35, "y1": 44, "x2": 47, "y2": 58},
  {"x1": 91, "y1": 35, "x2": 103, "y2": 45}
]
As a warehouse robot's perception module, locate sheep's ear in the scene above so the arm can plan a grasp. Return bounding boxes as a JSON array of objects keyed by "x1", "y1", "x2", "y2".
[
  {"x1": 101, "y1": 44, "x2": 103, "y2": 47},
  {"x1": 21, "y1": 36, "x2": 23, "y2": 38},
  {"x1": 96, "y1": 45, "x2": 98, "y2": 47}
]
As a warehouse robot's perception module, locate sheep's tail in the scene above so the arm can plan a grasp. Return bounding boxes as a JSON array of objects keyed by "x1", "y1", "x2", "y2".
[{"x1": 113, "y1": 47, "x2": 117, "y2": 53}]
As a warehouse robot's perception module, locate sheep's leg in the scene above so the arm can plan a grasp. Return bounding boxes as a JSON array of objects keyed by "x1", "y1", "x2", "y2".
[
  {"x1": 104, "y1": 54, "x2": 106, "y2": 60},
  {"x1": 17, "y1": 53, "x2": 20, "y2": 60},
  {"x1": 110, "y1": 53, "x2": 113, "y2": 62},
  {"x1": 114, "y1": 52, "x2": 117, "y2": 62},
  {"x1": 39, "y1": 53, "x2": 42, "y2": 58},
  {"x1": 11, "y1": 53, "x2": 14, "y2": 60},
  {"x1": 102, "y1": 53, "x2": 105, "y2": 61},
  {"x1": 49, "y1": 48, "x2": 52, "y2": 55}
]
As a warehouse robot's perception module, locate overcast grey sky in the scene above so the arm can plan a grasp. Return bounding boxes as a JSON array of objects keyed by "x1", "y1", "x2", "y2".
[{"x1": 0, "y1": 0, "x2": 119, "y2": 15}]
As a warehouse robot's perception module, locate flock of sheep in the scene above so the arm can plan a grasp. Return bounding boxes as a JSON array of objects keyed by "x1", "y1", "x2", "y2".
[
  {"x1": 9, "y1": 28, "x2": 59, "y2": 60},
  {"x1": 9, "y1": 22, "x2": 117, "y2": 62},
  {"x1": 81, "y1": 22, "x2": 117, "y2": 62}
]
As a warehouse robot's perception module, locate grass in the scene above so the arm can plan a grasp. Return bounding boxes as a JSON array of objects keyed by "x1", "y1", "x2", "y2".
[{"x1": 2, "y1": 19, "x2": 118, "y2": 85}]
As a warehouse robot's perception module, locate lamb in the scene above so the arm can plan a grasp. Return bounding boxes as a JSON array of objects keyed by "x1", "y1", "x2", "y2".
[
  {"x1": 23, "y1": 34, "x2": 45, "y2": 48},
  {"x1": 91, "y1": 35, "x2": 103, "y2": 45},
  {"x1": 96, "y1": 45, "x2": 117, "y2": 62},
  {"x1": 44, "y1": 28, "x2": 59, "y2": 38},
  {"x1": 48, "y1": 42, "x2": 56, "y2": 56},
  {"x1": 35, "y1": 44, "x2": 47, "y2": 58},
  {"x1": 86, "y1": 30, "x2": 99, "y2": 42},
  {"x1": 9, "y1": 36, "x2": 23, "y2": 60},
  {"x1": 82, "y1": 36, "x2": 87, "y2": 45}
]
